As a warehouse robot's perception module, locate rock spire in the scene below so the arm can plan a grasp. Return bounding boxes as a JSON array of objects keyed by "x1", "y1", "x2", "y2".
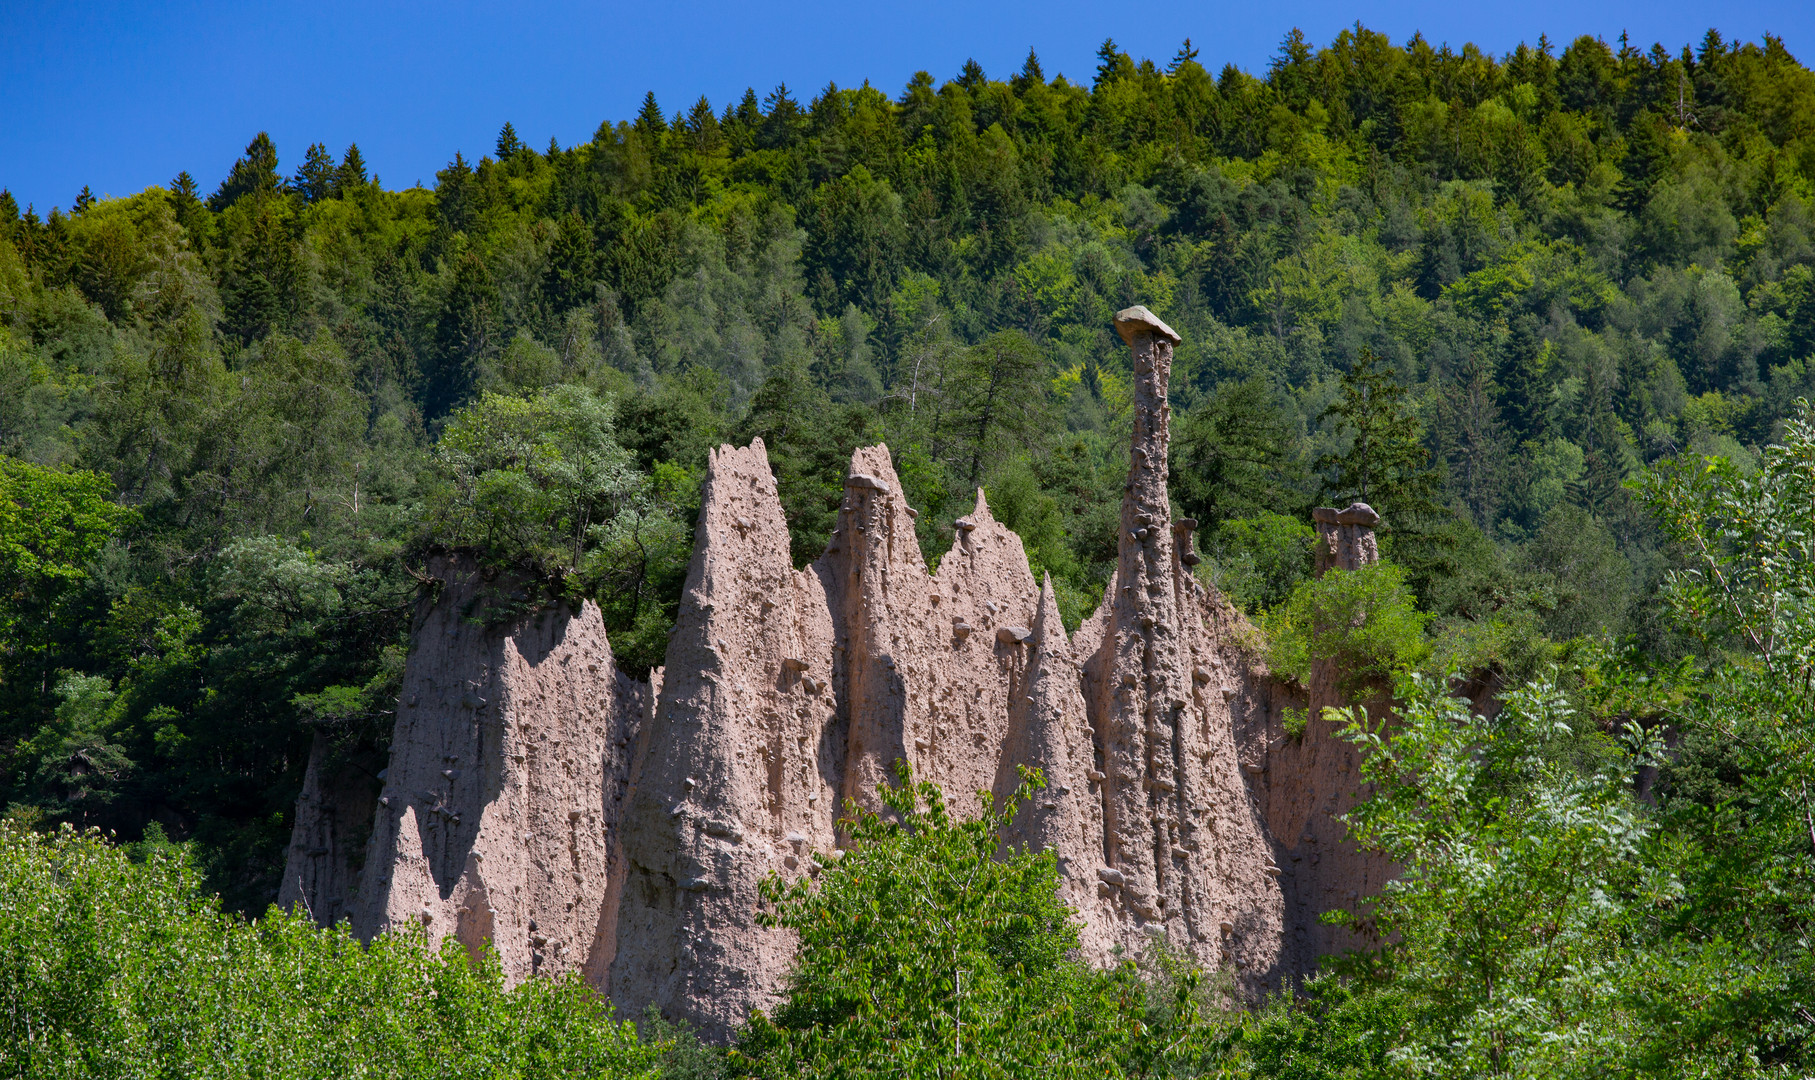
[{"x1": 283, "y1": 305, "x2": 1384, "y2": 1040}]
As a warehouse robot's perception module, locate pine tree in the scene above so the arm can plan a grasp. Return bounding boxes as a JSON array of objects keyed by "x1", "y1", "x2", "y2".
[
  {"x1": 293, "y1": 143, "x2": 336, "y2": 202},
  {"x1": 334, "y1": 143, "x2": 368, "y2": 194},
  {"x1": 957, "y1": 59, "x2": 986, "y2": 90},
  {"x1": 222, "y1": 201, "x2": 301, "y2": 344},
  {"x1": 0, "y1": 190, "x2": 17, "y2": 223},
  {"x1": 210, "y1": 132, "x2": 282, "y2": 209},
  {"x1": 635, "y1": 93, "x2": 667, "y2": 136},
  {"x1": 1095, "y1": 39, "x2": 1134, "y2": 88},
  {"x1": 1318, "y1": 348, "x2": 1443, "y2": 521},
  {"x1": 435, "y1": 152, "x2": 475, "y2": 233},
  {"x1": 495, "y1": 122, "x2": 524, "y2": 159},
  {"x1": 544, "y1": 212, "x2": 596, "y2": 314},
  {"x1": 686, "y1": 96, "x2": 722, "y2": 154},
  {"x1": 1013, "y1": 48, "x2": 1044, "y2": 91},
  {"x1": 1169, "y1": 38, "x2": 1201, "y2": 74},
  {"x1": 427, "y1": 250, "x2": 498, "y2": 417},
  {"x1": 1172, "y1": 378, "x2": 1299, "y2": 525},
  {"x1": 72, "y1": 186, "x2": 95, "y2": 215},
  {"x1": 761, "y1": 84, "x2": 802, "y2": 149},
  {"x1": 170, "y1": 171, "x2": 200, "y2": 204}
]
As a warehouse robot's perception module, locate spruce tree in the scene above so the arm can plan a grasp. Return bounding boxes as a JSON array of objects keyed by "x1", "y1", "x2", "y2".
[
  {"x1": 1012, "y1": 48, "x2": 1044, "y2": 91},
  {"x1": 210, "y1": 132, "x2": 281, "y2": 209},
  {"x1": 1169, "y1": 38, "x2": 1201, "y2": 73},
  {"x1": 1318, "y1": 348, "x2": 1443, "y2": 522},
  {"x1": 494, "y1": 122, "x2": 524, "y2": 159},
  {"x1": 634, "y1": 93, "x2": 666, "y2": 136},
  {"x1": 293, "y1": 143, "x2": 335, "y2": 202},
  {"x1": 435, "y1": 152, "x2": 475, "y2": 233},
  {"x1": 334, "y1": 143, "x2": 368, "y2": 194}
]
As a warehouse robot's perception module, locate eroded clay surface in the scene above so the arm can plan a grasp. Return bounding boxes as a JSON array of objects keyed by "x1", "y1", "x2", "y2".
[{"x1": 284, "y1": 308, "x2": 1390, "y2": 1041}]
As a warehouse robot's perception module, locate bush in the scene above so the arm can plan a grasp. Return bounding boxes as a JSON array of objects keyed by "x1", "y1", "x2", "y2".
[
  {"x1": 0, "y1": 823, "x2": 660, "y2": 1079},
  {"x1": 731, "y1": 765, "x2": 1227, "y2": 1078},
  {"x1": 1201, "y1": 512, "x2": 1316, "y2": 615},
  {"x1": 1259, "y1": 561, "x2": 1428, "y2": 694}
]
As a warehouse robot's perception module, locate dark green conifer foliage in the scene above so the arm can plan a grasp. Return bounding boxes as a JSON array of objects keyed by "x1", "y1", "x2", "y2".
[
  {"x1": 209, "y1": 132, "x2": 282, "y2": 209},
  {"x1": 635, "y1": 93, "x2": 667, "y2": 136},
  {"x1": 494, "y1": 121, "x2": 524, "y2": 159},
  {"x1": 292, "y1": 143, "x2": 335, "y2": 202},
  {"x1": 426, "y1": 251, "x2": 498, "y2": 418},
  {"x1": 334, "y1": 143, "x2": 368, "y2": 194},
  {"x1": 1172, "y1": 378, "x2": 1299, "y2": 526}
]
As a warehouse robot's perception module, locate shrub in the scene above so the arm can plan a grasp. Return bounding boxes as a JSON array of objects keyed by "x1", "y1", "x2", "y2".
[
  {"x1": 731, "y1": 765, "x2": 1226, "y2": 1078},
  {"x1": 0, "y1": 822, "x2": 660, "y2": 1080},
  {"x1": 1259, "y1": 561, "x2": 1428, "y2": 694}
]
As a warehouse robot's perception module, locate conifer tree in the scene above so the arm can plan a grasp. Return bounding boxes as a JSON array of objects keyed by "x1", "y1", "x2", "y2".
[
  {"x1": 1012, "y1": 48, "x2": 1044, "y2": 90},
  {"x1": 293, "y1": 143, "x2": 336, "y2": 202},
  {"x1": 435, "y1": 152, "x2": 475, "y2": 233},
  {"x1": 634, "y1": 93, "x2": 666, "y2": 136},
  {"x1": 494, "y1": 122, "x2": 524, "y2": 159},
  {"x1": 1318, "y1": 348, "x2": 1443, "y2": 521},
  {"x1": 1095, "y1": 39, "x2": 1134, "y2": 87},
  {"x1": 334, "y1": 143, "x2": 368, "y2": 194},
  {"x1": 1169, "y1": 37, "x2": 1201, "y2": 73},
  {"x1": 210, "y1": 132, "x2": 282, "y2": 209}
]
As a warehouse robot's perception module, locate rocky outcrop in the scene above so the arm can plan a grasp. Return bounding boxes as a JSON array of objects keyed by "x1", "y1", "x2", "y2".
[
  {"x1": 283, "y1": 306, "x2": 1391, "y2": 1040},
  {"x1": 1070, "y1": 307, "x2": 1286, "y2": 980},
  {"x1": 327, "y1": 555, "x2": 643, "y2": 982},
  {"x1": 277, "y1": 733, "x2": 381, "y2": 927},
  {"x1": 1238, "y1": 502, "x2": 1396, "y2": 970}
]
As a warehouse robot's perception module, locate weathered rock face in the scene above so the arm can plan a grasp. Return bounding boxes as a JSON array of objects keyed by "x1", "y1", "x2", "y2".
[
  {"x1": 1238, "y1": 502, "x2": 1396, "y2": 971},
  {"x1": 278, "y1": 733, "x2": 381, "y2": 927},
  {"x1": 325, "y1": 555, "x2": 643, "y2": 982},
  {"x1": 1070, "y1": 306, "x2": 1287, "y2": 980},
  {"x1": 284, "y1": 307, "x2": 1388, "y2": 1041}
]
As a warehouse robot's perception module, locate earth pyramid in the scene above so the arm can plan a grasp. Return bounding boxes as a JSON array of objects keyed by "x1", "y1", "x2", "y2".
[{"x1": 282, "y1": 306, "x2": 1391, "y2": 1039}]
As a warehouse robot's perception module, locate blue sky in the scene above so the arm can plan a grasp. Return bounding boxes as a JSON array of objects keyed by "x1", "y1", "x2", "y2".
[{"x1": 3, "y1": 0, "x2": 1811, "y2": 213}]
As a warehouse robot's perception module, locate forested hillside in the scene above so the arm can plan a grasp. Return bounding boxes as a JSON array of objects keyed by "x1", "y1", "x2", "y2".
[{"x1": 3, "y1": 25, "x2": 1814, "y2": 915}]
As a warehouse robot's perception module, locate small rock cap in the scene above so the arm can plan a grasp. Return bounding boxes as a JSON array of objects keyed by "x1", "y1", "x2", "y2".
[
  {"x1": 1311, "y1": 502, "x2": 1381, "y2": 527},
  {"x1": 1113, "y1": 305, "x2": 1181, "y2": 346}
]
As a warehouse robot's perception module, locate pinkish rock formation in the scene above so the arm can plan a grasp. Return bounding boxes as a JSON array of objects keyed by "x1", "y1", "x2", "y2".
[
  {"x1": 283, "y1": 307, "x2": 1393, "y2": 1040},
  {"x1": 1070, "y1": 306, "x2": 1286, "y2": 979},
  {"x1": 324, "y1": 554, "x2": 643, "y2": 982},
  {"x1": 1239, "y1": 502, "x2": 1397, "y2": 970},
  {"x1": 278, "y1": 733, "x2": 380, "y2": 927}
]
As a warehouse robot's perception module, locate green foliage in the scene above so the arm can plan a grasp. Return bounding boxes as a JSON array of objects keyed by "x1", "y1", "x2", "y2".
[
  {"x1": 4, "y1": 17, "x2": 1815, "y2": 945},
  {"x1": 734, "y1": 765, "x2": 1224, "y2": 1078},
  {"x1": 1201, "y1": 512, "x2": 1316, "y2": 614},
  {"x1": 1260, "y1": 561, "x2": 1428, "y2": 692},
  {"x1": 0, "y1": 822, "x2": 662, "y2": 1079},
  {"x1": 1327, "y1": 672, "x2": 1659, "y2": 1076}
]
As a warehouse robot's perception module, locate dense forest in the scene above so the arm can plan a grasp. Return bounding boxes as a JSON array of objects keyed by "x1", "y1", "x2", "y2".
[{"x1": 5, "y1": 23, "x2": 1815, "y2": 1074}]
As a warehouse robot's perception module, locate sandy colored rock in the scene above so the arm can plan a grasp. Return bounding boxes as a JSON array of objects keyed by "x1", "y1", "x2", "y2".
[
  {"x1": 329, "y1": 554, "x2": 641, "y2": 984},
  {"x1": 278, "y1": 733, "x2": 380, "y2": 926},
  {"x1": 1240, "y1": 505, "x2": 1397, "y2": 972},
  {"x1": 290, "y1": 306, "x2": 1399, "y2": 1041},
  {"x1": 1072, "y1": 312, "x2": 1287, "y2": 980}
]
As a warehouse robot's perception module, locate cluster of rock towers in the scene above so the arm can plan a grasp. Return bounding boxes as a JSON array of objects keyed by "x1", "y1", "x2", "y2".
[{"x1": 279, "y1": 306, "x2": 1390, "y2": 1039}]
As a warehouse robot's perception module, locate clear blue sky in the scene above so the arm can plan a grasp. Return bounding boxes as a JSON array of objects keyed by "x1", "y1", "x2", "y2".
[{"x1": 3, "y1": 0, "x2": 1810, "y2": 213}]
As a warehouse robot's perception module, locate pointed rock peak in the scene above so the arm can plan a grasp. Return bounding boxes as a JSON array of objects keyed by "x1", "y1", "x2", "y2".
[
  {"x1": 749, "y1": 435, "x2": 766, "y2": 455},
  {"x1": 1113, "y1": 305, "x2": 1180, "y2": 346},
  {"x1": 845, "y1": 445, "x2": 902, "y2": 494},
  {"x1": 972, "y1": 487, "x2": 993, "y2": 523}
]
